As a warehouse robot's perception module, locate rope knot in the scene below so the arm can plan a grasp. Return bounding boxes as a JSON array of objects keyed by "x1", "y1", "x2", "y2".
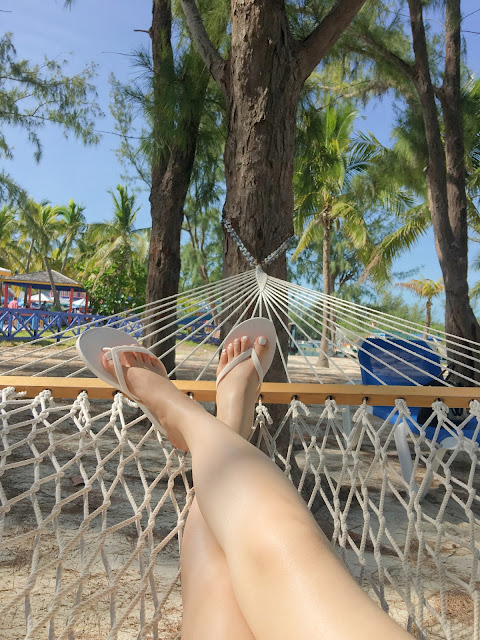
[
  {"x1": 291, "y1": 397, "x2": 310, "y2": 418},
  {"x1": 469, "y1": 399, "x2": 480, "y2": 418},
  {"x1": 255, "y1": 397, "x2": 273, "y2": 429},
  {"x1": 431, "y1": 399, "x2": 448, "y2": 415},
  {"x1": 394, "y1": 398, "x2": 411, "y2": 417},
  {"x1": 325, "y1": 397, "x2": 339, "y2": 418}
]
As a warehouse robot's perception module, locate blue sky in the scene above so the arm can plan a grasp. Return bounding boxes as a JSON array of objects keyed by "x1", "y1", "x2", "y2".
[{"x1": 3, "y1": 1, "x2": 480, "y2": 319}]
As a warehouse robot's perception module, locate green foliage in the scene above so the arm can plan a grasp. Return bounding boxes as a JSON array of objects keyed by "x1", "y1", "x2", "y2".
[
  {"x1": 85, "y1": 259, "x2": 147, "y2": 316},
  {"x1": 397, "y1": 276, "x2": 444, "y2": 300},
  {"x1": 56, "y1": 200, "x2": 87, "y2": 274},
  {"x1": 180, "y1": 205, "x2": 223, "y2": 291},
  {"x1": 83, "y1": 185, "x2": 149, "y2": 284},
  {"x1": 0, "y1": 204, "x2": 23, "y2": 269},
  {"x1": 293, "y1": 99, "x2": 415, "y2": 292},
  {"x1": 0, "y1": 32, "x2": 100, "y2": 202},
  {"x1": 0, "y1": 186, "x2": 149, "y2": 317},
  {"x1": 369, "y1": 290, "x2": 426, "y2": 327}
]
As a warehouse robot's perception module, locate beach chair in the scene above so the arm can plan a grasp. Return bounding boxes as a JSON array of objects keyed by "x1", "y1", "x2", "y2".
[{"x1": 357, "y1": 336, "x2": 480, "y2": 498}]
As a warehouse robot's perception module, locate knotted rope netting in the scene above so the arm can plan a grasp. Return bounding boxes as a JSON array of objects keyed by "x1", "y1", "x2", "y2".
[{"x1": 0, "y1": 265, "x2": 479, "y2": 639}]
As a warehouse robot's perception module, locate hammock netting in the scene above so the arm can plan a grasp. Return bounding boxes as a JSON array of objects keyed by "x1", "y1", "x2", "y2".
[{"x1": 0, "y1": 266, "x2": 479, "y2": 639}]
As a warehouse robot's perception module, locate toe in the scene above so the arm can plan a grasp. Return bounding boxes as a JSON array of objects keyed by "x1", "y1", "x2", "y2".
[
  {"x1": 233, "y1": 338, "x2": 241, "y2": 358},
  {"x1": 219, "y1": 348, "x2": 228, "y2": 366},
  {"x1": 254, "y1": 336, "x2": 269, "y2": 362},
  {"x1": 227, "y1": 341, "x2": 235, "y2": 362},
  {"x1": 240, "y1": 335, "x2": 250, "y2": 353},
  {"x1": 102, "y1": 352, "x2": 113, "y2": 373},
  {"x1": 216, "y1": 347, "x2": 228, "y2": 379}
]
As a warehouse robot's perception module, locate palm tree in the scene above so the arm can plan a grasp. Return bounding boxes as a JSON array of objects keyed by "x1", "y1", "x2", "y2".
[
  {"x1": 397, "y1": 277, "x2": 444, "y2": 338},
  {"x1": 86, "y1": 185, "x2": 150, "y2": 298},
  {"x1": 18, "y1": 199, "x2": 63, "y2": 309},
  {"x1": 293, "y1": 101, "x2": 412, "y2": 366},
  {"x1": 365, "y1": 78, "x2": 480, "y2": 287},
  {"x1": 56, "y1": 199, "x2": 86, "y2": 274}
]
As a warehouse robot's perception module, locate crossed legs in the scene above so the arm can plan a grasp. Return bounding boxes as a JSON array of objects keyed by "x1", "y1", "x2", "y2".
[
  {"x1": 180, "y1": 336, "x2": 262, "y2": 639},
  {"x1": 102, "y1": 340, "x2": 411, "y2": 640}
]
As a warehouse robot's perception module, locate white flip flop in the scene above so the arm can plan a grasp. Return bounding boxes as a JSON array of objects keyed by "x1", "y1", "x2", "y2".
[
  {"x1": 76, "y1": 327, "x2": 167, "y2": 436},
  {"x1": 216, "y1": 318, "x2": 277, "y2": 390}
]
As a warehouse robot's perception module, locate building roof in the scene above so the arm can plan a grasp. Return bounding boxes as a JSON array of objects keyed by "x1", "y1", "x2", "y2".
[{"x1": 1, "y1": 270, "x2": 85, "y2": 291}]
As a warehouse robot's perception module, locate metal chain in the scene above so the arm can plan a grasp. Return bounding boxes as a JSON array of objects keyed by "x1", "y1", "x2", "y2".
[
  {"x1": 222, "y1": 217, "x2": 296, "y2": 267},
  {"x1": 222, "y1": 218, "x2": 256, "y2": 266},
  {"x1": 261, "y1": 235, "x2": 296, "y2": 266}
]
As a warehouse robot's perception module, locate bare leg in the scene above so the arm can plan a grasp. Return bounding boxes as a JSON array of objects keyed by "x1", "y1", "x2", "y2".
[
  {"x1": 181, "y1": 335, "x2": 267, "y2": 640},
  {"x1": 102, "y1": 350, "x2": 411, "y2": 640}
]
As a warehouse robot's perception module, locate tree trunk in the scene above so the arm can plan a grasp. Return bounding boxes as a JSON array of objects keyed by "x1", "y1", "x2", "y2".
[
  {"x1": 44, "y1": 256, "x2": 62, "y2": 310},
  {"x1": 424, "y1": 299, "x2": 431, "y2": 338},
  {"x1": 144, "y1": 0, "x2": 208, "y2": 374},
  {"x1": 317, "y1": 211, "x2": 332, "y2": 368},
  {"x1": 407, "y1": 0, "x2": 480, "y2": 383},
  {"x1": 221, "y1": 1, "x2": 300, "y2": 370},
  {"x1": 145, "y1": 149, "x2": 197, "y2": 373}
]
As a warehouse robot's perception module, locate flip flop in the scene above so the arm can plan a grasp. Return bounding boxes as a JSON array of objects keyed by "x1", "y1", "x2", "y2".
[
  {"x1": 216, "y1": 318, "x2": 277, "y2": 390},
  {"x1": 76, "y1": 327, "x2": 167, "y2": 436}
]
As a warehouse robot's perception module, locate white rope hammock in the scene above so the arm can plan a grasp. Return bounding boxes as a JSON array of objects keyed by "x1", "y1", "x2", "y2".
[{"x1": 0, "y1": 265, "x2": 479, "y2": 640}]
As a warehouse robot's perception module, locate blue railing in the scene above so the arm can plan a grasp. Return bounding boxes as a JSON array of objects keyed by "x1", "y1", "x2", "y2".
[
  {"x1": 176, "y1": 316, "x2": 220, "y2": 346},
  {"x1": 0, "y1": 309, "x2": 144, "y2": 342},
  {"x1": 0, "y1": 309, "x2": 221, "y2": 345}
]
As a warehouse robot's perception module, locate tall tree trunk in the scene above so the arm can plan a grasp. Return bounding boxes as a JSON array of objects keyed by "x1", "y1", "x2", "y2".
[
  {"x1": 425, "y1": 299, "x2": 431, "y2": 339},
  {"x1": 317, "y1": 211, "x2": 332, "y2": 368},
  {"x1": 44, "y1": 256, "x2": 62, "y2": 310},
  {"x1": 407, "y1": 0, "x2": 480, "y2": 383},
  {"x1": 144, "y1": 0, "x2": 208, "y2": 374},
  {"x1": 145, "y1": 148, "x2": 197, "y2": 374},
  {"x1": 221, "y1": 1, "x2": 298, "y2": 372},
  {"x1": 440, "y1": 0, "x2": 480, "y2": 380}
]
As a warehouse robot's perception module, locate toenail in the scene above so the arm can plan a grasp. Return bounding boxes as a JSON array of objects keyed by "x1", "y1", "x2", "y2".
[
  {"x1": 222, "y1": 349, "x2": 226, "y2": 354},
  {"x1": 234, "y1": 339, "x2": 239, "y2": 344},
  {"x1": 241, "y1": 335, "x2": 248, "y2": 341},
  {"x1": 258, "y1": 337, "x2": 267, "y2": 346}
]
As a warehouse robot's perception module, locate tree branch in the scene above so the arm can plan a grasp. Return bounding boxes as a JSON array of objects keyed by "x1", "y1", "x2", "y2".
[
  {"x1": 179, "y1": 0, "x2": 226, "y2": 89},
  {"x1": 352, "y1": 31, "x2": 416, "y2": 83},
  {"x1": 297, "y1": 0, "x2": 368, "y2": 84}
]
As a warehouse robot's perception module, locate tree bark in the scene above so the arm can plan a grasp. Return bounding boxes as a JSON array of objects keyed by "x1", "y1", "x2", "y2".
[
  {"x1": 407, "y1": 0, "x2": 480, "y2": 383},
  {"x1": 144, "y1": 0, "x2": 209, "y2": 374},
  {"x1": 146, "y1": 147, "x2": 199, "y2": 373}
]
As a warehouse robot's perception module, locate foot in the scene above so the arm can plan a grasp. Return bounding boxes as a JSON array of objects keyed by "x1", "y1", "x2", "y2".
[
  {"x1": 216, "y1": 335, "x2": 270, "y2": 439},
  {"x1": 101, "y1": 349, "x2": 195, "y2": 450}
]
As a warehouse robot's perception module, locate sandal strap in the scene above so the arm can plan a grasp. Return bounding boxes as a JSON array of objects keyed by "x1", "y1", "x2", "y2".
[
  {"x1": 216, "y1": 347, "x2": 264, "y2": 390},
  {"x1": 103, "y1": 344, "x2": 156, "y2": 400}
]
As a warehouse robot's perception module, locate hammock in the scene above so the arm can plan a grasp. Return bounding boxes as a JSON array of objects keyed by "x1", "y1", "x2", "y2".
[{"x1": 0, "y1": 264, "x2": 479, "y2": 640}]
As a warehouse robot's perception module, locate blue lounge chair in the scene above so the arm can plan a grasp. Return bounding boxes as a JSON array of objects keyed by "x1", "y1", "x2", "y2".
[{"x1": 357, "y1": 336, "x2": 479, "y2": 496}]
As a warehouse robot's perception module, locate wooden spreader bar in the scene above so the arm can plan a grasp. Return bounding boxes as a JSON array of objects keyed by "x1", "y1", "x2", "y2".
[{"x1": 1, "y1": 376, "x2": 480, "y2": 408}]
